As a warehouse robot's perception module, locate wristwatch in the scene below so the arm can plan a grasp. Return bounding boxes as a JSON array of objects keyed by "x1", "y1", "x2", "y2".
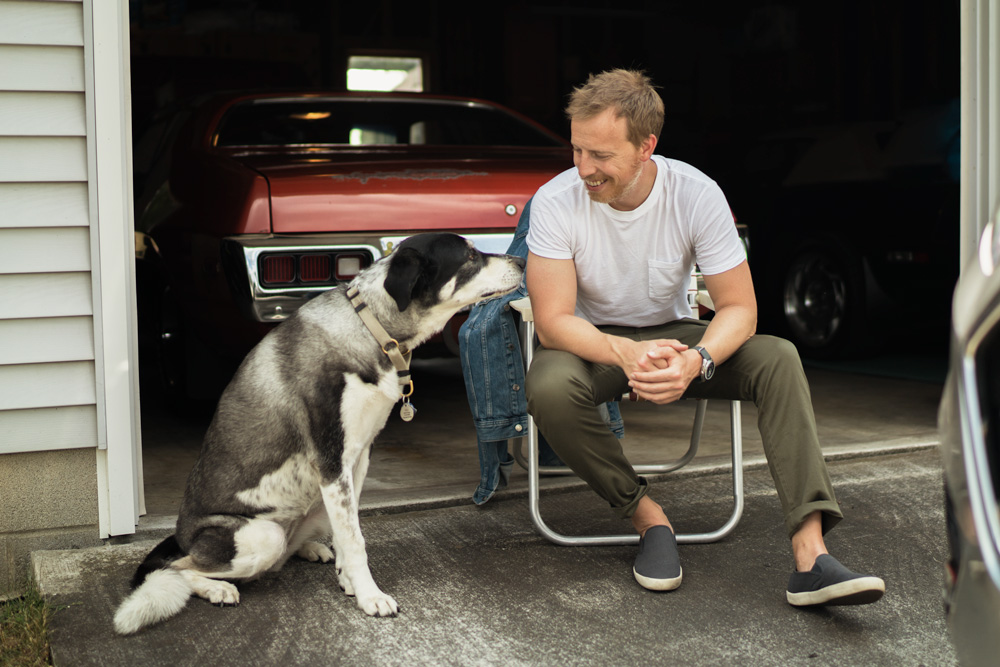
[{"x1": 692, "y1": 345, "x2": 715, "y2": 382}]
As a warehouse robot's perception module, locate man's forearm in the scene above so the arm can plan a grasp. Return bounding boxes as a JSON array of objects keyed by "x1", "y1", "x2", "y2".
[
  {"x1": 691, "y1": 303, "x2": 757, "y2": 367},
  {"x1": 535, "y1": 313, "x2": 631, "y2": 369},
  {"x1": 695, "y1": 261, "x2": 758, "y2": 368}
]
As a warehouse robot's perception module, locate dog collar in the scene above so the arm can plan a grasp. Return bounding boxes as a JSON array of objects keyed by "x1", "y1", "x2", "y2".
[{"x1": 346, "y1": 286, "x2": 417, "y2": 421}]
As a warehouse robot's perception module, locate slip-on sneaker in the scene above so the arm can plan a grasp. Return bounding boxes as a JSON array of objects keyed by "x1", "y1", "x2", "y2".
[
  {"x1": 786, "y1": 554, "x2": 885, "y2": 606},
  {"x1": 633, "y1": 525, "x2": 682, "y2": 591}
]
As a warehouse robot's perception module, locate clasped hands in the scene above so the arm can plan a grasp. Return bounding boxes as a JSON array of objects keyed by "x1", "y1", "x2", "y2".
[{"x1": 621, "y1": 338, "x2": 701, "y2": 405}]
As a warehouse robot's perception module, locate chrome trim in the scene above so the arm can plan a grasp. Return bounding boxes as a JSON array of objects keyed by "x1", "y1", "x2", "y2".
[
  {"x1": 244, "y1": 96, "x2": 499, "y2": 111},
  {"x1": 379, "y1": 232, "x2": 514, "y2": 257},
  {"x1": 237, "y1": 242, "x2": 380, "y2": 322},
  {"x1": 231, "y1": 231, "x2": 515, "y2": 322}
]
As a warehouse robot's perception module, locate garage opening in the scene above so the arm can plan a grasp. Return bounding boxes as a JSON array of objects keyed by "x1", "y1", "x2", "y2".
[{"x1": 346, "y1": 55, "x2": 424, "y2": 92}]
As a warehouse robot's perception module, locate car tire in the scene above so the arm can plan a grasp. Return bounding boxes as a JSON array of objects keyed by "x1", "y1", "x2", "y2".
[{"x1": 781, "y1": 244, "x2": 865, "y2": 358}]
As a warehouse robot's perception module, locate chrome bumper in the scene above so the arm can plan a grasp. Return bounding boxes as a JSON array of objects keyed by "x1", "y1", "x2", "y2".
[{"x1": 222, "y1": 232, "x2": 516, "y2": 323}]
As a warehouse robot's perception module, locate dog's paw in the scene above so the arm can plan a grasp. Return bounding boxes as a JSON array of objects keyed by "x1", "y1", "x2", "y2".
[
  {"x1": 297, "y1": 541, "x2": 334, "y2": 563},
  {"x1": 203, "y1": 580, "x2": 240, "y2": 606},
  {"x1": 337, "y1": 568, "x2": 355, "y2": 596},
  {"x1": 357, "y1": 592, "x2": 399, "y2": 617}
]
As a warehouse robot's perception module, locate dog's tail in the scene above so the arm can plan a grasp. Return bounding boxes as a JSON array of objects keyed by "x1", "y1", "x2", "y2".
[{"x1": 113, "y1": 535, "x2": 192, "y2": 635}]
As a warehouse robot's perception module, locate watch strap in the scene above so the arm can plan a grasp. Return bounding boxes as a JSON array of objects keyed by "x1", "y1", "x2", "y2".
[{"x1": 692, "y1": 345, "x2": 713, "y2": 382}]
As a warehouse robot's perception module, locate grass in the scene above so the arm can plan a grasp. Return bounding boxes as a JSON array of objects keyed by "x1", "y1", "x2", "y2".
[{"x1": 0, "y1": 581, "x2": 55, "y2": 667}]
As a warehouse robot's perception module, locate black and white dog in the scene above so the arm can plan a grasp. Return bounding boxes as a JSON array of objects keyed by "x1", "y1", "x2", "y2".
[{"x1": 114, "y1": 233, "x2": 524, "y2": 634}]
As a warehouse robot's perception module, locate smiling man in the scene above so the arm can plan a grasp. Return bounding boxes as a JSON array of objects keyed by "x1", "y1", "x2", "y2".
[{"x1": 524, "y1": 69, "x2": 885, "y2": 606}]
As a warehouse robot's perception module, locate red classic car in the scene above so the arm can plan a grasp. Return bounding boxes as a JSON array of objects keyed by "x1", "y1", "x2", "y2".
[{"x1": 133, "y1": 91, "x2": 571, "y2": 400}]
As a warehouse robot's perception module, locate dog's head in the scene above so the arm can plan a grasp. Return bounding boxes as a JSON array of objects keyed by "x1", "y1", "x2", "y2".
[{"x1": 383, "y1": 233, "x2": 524, "y2": 313}]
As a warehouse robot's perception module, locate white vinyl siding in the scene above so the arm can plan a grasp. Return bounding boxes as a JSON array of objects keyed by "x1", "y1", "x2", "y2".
[
  {"x1": 0, "y1": 45, "x2": 85, "y2": 91},
  {"x1": 0, "y1": 317, "x2": 95, "y2": 365},
  {"x1": 0, "y1": 228, "x2": 91, "y2": 274},
  {"x1": 0, "y1": 0, "x2": 96, "y2": 458},
  {"x1": 0, "y1": 1, "x2": 84, "y2": 47},
  {"x1": 0, "y1": 182, "x2": 90, "y2": 228},
  {"x1": 0, "y1": 361, "x2": 96, "y2": 412},
  {"x1": 0, "y1": 92, "x2": 87, "y2": 136},
  {"x1": 0, "y1": 405, "x2": 98, "y2": 452},
  {"x1": 0, "y1": 0, "x2": 139, "y2": 557},
  {"x1": 0, "y1": 137, "x2": 88, "y2": 181},
  {"x1": 961, "y1": 0, "x2": 1000, "y2": 264},
  {"x1": 0, "y1": 272, "x2": 93, "y2": 318}
]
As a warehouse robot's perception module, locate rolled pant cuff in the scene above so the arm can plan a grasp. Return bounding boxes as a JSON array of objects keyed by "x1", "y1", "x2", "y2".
[
  {"x1": 786, "y1": 501, "x2": 843, "y2": 539},
  {"x1": 613, "y1": 477, "x2": 650, "y2": 519}
]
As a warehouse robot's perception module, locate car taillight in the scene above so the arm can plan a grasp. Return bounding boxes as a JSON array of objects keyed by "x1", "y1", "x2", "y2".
[
  {"x1": 258, "y1": 251, "x2": 372, "y2": 287},
  {"x1": 261, "y1": 255, "x2": 295, "y2": 284},
  {"x1": 300, "y1": 255, "x2": 332, "y2": 283},
  {"x1": 335, "y1": 254, "x2": 365, "y2": 280}
]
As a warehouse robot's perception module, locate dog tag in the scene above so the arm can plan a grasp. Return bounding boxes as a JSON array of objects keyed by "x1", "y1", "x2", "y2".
[{"x1": 400, "y1": 400, "x2": 416, "y2": 422}]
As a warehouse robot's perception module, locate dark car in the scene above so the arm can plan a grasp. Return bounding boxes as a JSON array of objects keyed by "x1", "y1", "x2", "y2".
[
  {"x1": 721, "y1": 102, "x2": 960, "y2": 357},
  {"x1": 132, "y1": 91, "x2": 571, "y2": 399},
  {"x1": 939, "y1": 202, "x2": 1000, "y2": 665}
]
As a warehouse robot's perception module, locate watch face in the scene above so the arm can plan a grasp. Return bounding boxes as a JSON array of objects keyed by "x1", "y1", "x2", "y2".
[{"x1": 704, "y1": 362, "x2": 715, "y2": 381}]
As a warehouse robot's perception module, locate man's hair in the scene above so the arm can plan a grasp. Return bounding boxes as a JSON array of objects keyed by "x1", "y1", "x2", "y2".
[{"x1": 565, "y1": 69, "x2": 664, "y2": 148}]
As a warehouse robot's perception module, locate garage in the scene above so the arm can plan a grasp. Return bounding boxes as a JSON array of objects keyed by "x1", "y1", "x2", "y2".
[{"x1": 129, "y1": 0, "x2": 967, "y2": 515}]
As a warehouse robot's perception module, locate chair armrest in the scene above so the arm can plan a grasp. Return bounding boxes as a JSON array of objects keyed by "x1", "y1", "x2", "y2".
[{"x1": 510, "y1": 297, "x2": 533, "y2": 322}]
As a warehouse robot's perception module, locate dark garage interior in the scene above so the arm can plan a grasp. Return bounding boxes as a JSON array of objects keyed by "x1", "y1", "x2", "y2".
[{"x1": 129, "y1": 0, "x2": 961, "y2": 360}]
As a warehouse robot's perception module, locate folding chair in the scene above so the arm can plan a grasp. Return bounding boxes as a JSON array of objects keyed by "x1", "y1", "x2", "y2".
[{"x1": 509, "y1": 296, "x2": 744, "y2": 546}]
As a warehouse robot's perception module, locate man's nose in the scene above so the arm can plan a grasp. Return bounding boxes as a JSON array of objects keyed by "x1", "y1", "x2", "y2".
[{"x1": 575, "y1": 153, "x2": 595, "y2": 178}]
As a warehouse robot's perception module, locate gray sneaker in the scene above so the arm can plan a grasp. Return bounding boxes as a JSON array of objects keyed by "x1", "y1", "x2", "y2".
[
  {"x1": 633, "y1": 525, "x2": 682, "y2": 591},
  {"x1": 786, "y1": 554, "x2": 885, "y2": 606}
]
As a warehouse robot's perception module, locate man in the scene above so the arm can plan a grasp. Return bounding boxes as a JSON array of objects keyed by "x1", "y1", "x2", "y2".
[{"x1": 524, "y1": 69, "x2": 884, "y2": 605}]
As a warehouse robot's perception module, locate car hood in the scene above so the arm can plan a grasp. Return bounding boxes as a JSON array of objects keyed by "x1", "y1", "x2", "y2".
[{"x1": 232, "y1": 148, "x2": 570, "y2": 234}]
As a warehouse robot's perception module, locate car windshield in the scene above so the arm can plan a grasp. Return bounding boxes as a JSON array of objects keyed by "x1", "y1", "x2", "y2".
[{"x1": 214, "y1": 98, "x2": 565, "y2": 148}]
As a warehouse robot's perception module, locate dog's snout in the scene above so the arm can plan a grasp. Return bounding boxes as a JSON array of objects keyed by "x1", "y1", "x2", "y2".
[{"x1": 510, "y1": 255, "x2": 526, "y2": 270}]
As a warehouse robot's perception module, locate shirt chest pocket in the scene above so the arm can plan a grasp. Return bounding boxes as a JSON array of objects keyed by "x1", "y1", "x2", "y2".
[{"x1": 647, "y1": 257, "x2": 687, "y2": 302}]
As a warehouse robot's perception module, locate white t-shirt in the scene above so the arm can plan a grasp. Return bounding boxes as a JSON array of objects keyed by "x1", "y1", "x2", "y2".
[{"x1": 527, "y1": 155, "x2": 745, "y2": 327}]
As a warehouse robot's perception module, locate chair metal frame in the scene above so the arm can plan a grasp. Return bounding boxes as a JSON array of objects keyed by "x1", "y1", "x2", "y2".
[{"x1": 509, "y1": 297, "x2": 744, "y2": 546}]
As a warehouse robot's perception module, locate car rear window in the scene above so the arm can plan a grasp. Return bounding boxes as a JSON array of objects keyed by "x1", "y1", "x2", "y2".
[{"x1": 214, "y1": 98, "x2": 565, "y2": 148}]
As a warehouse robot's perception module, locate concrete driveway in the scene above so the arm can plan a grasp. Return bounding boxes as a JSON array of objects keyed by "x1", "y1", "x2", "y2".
[
  {"x1": 35, "y1": 448, "x2": 954, "y2": 666},
  {"x1": 32, "y1": 355, "x2": 956, "y2": 665}
]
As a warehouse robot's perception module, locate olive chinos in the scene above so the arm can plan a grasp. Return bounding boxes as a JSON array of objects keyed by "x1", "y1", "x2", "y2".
[{"x1": 524, "y1": 319, "x2": 843, "y2": 539}]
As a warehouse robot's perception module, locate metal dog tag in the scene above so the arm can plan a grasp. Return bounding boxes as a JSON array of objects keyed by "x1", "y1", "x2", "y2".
[{"x1": 400, "y1": 399, "x2": 416, "y2": 422}]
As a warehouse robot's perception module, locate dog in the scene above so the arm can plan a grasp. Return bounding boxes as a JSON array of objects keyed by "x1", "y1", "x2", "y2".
[{"x1": 114, "y1": 232, "x2": 524, "y2": 634}]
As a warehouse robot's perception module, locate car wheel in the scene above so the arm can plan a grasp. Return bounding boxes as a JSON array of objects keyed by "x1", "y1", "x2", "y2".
[{"x1": 782, "y1": 246, "x2": 863, "y2": 357}]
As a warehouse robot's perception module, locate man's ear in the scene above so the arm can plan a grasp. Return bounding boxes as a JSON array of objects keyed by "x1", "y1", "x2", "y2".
[
  {"x1": 639, "y1": 133, "x2": 657, "y2": 161},
  {"x1": 383, "y1": 248, "x2": 423, "y2": 311}
]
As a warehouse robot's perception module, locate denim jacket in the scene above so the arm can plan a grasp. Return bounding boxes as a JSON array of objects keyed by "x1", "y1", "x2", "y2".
[{"x1": 459, "y1": 197, "x2": 624, "y2": 504}]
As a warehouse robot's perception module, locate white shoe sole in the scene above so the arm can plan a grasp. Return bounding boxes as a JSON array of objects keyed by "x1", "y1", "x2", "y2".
[
  {"x1": 786, "y1": 576, "x2": 885, "y2": 606},
  {"x1": 633, "y1": 566, "x2": 683, "y2": 591}
]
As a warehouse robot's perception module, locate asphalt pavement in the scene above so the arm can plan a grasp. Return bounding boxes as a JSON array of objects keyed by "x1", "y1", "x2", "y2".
[{"x1": 34, "y1": 447, "x2": 955, "y2": 666}]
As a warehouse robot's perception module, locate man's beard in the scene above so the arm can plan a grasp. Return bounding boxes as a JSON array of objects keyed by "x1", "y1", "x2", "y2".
[{"x1": 586, "y1": 159, "x2": 643, "y2": 206}]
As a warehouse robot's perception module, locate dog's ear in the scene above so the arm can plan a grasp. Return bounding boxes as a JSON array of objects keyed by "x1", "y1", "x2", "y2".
[{"x1": 383, "y1": 247, "x2": 424, "y2": 311}]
